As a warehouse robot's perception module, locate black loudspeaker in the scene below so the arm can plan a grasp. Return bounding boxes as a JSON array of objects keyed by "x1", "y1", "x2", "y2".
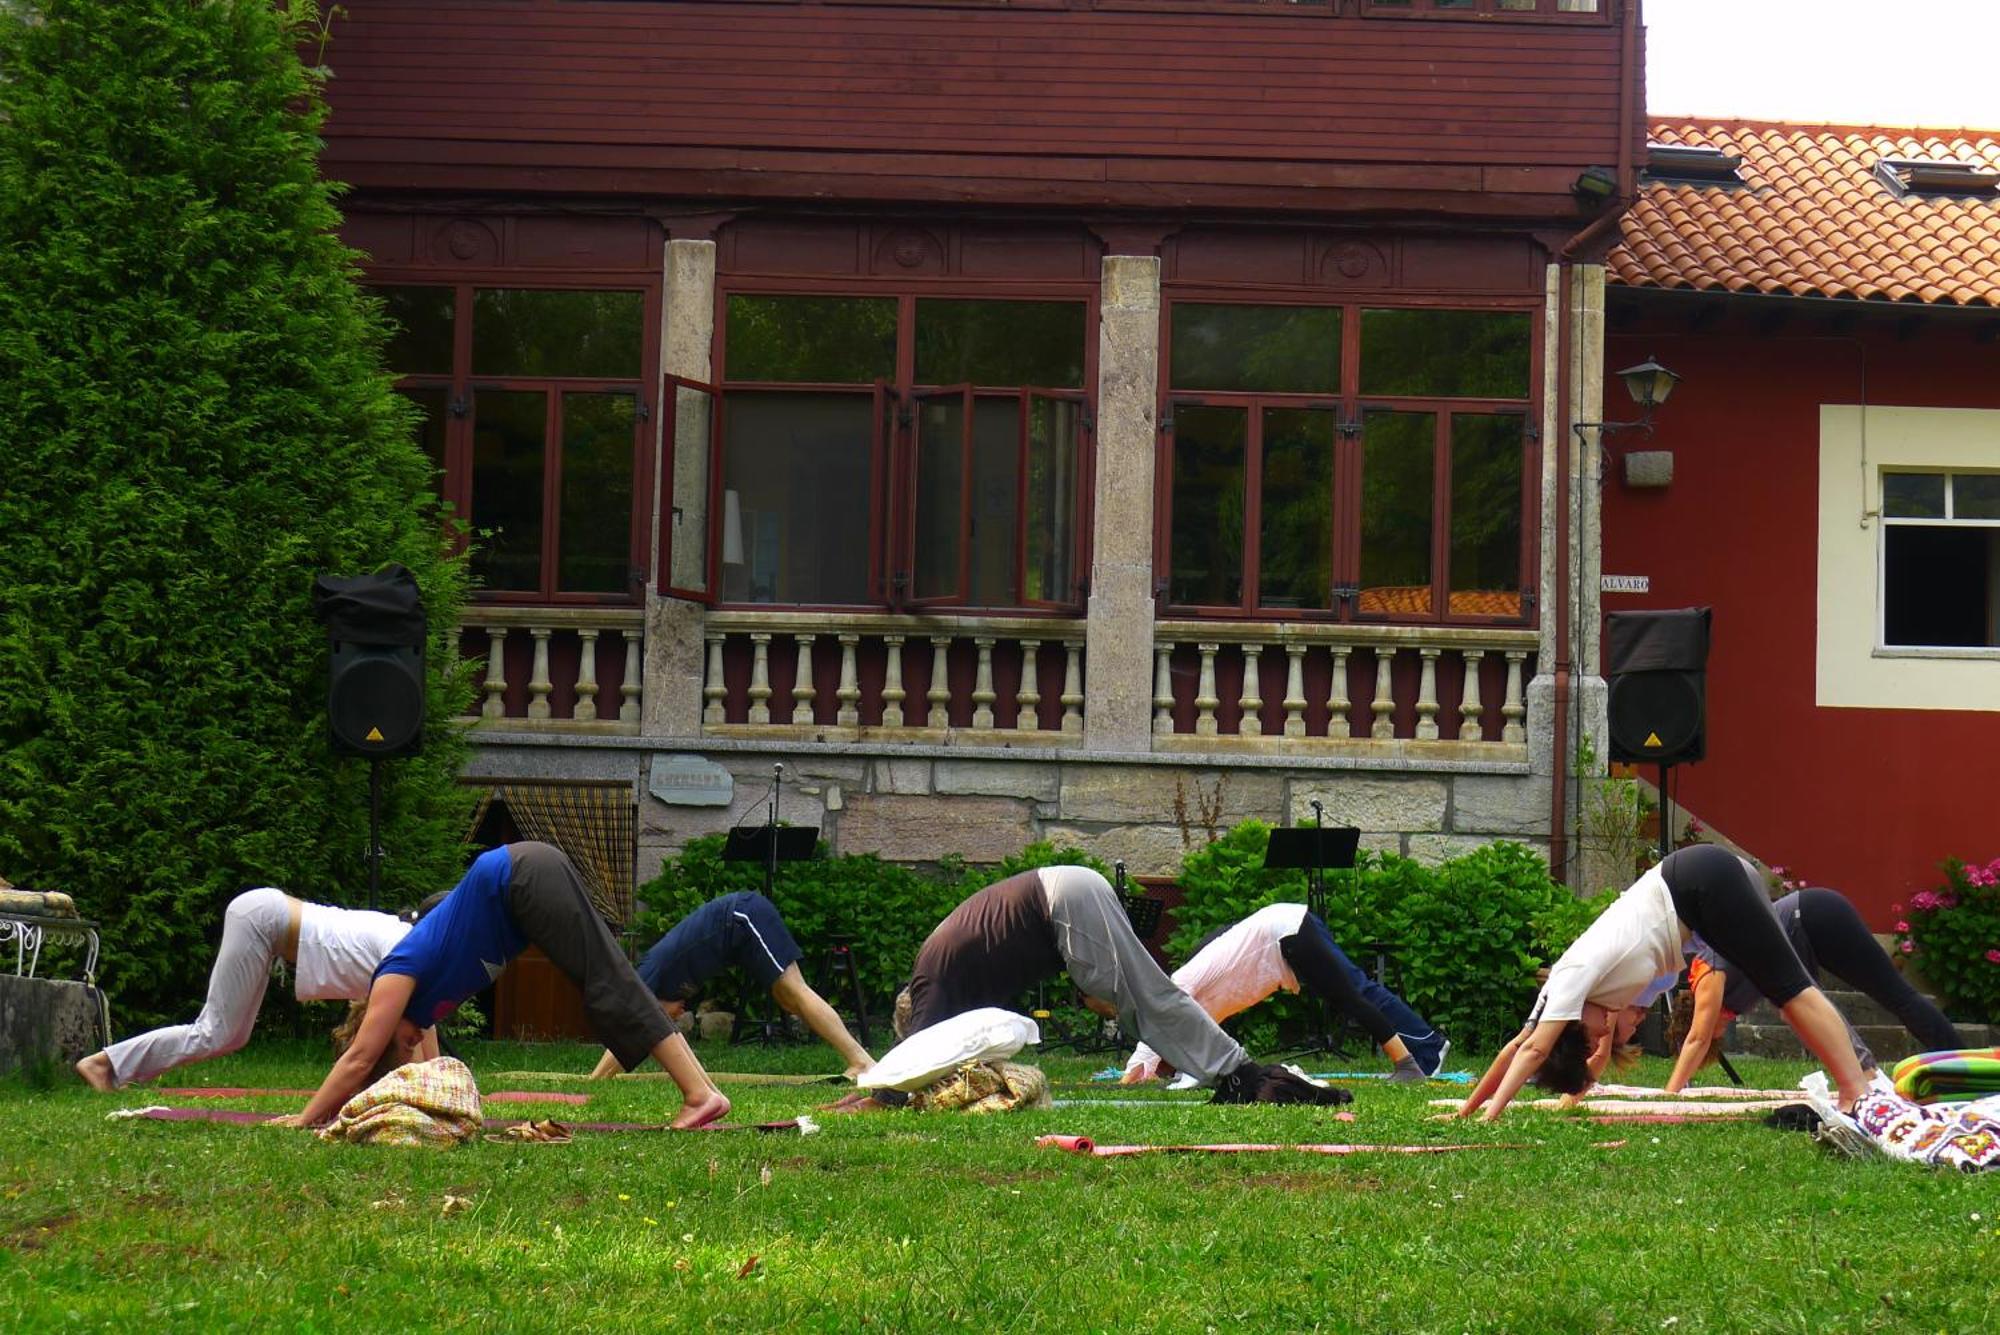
[
  {"x1": 1606, "y1": 606, "x2": 1710, "y2": 765},
  {"x1": 312, "y1": 565, "x2": 427, "y2": 757}
]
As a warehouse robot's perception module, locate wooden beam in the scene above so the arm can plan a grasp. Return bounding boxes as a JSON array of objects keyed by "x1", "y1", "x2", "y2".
[
  {"x1": 1895, "y1": 312, "x2": 1928, "y2": 341},
  {"x1": 1754, "y1": 306, "x2": 1791, "y2": 336}
]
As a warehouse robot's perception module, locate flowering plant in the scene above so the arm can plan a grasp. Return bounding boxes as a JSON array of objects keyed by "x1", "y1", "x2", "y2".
[{"x1": 1895, "y1": 858, "x2": 2000, "y2": 1025}]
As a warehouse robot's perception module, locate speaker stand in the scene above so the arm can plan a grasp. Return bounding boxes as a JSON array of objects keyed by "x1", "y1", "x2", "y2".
[
  {"x1": 367, "y1": 758, "x2": 386, "y2": 911},
  {"x1": 1656, "y1": 762, "x2": 1673, "y2": 863}
]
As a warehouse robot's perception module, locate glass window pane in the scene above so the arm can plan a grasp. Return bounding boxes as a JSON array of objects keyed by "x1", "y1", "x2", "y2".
[
  {"x1": 1360, "y1": 410, "x2": 1436, "y2": 615},
  {"x1": 471, "y1": 289, "x2": 643, "y2": 378},
  {"x1": 470, "y1": 389, "x2": 547, "y2": 593},
  {"x1": 1449, "y1": 414, "x2": 1524, "y2": 617},
  {"x1": 913, "y1": 396, "x2": 966, "y2": 601},
  {"x1": 724, "y1": 295, "x2": 897, "y2": 384},
  {"x1": 1169, "y1": 406, "x2": 1248, "y2": 606},
  {"x1": 1557, "y1": 1, "x2": 1600, "y2": 12},
  {"x1": 916, "y1": 300, "x2": 1086, "y2": 389},
  {"x1": 1883, "y1": 472, "x2": 1945, "y2": 519},
  {"x1": 395, "y1": 386, "x2": 449, "y2": 481},
  {"x1": 374, "y1": 285, "x2": 455, "y2": 376},
  {"x1": 557, "y1": 393, "x2": 636, "y2": 594},
  {"x1": 1953, "y1": 474, "x2": 2000, "y2": 520},
  {"x1": 968, "y1": 398, "x2": 1021, "y2": 606},
  {"x1": 1257, "y1": 409, "x2": 1335, "y2": 610},
  {"x1": 720, "y1": 392, "x2": 875, "y2": 604},
  {"x1": 1026, "y1": 396, "x2": 1082, "y2": 604},
  {"x1": 1884, "y1": 527, "x2": 1998, "y2": 647},
  {"x1": 1361, "y1": 309, "x2": 1532, "y2": 398},
  {"x1": 1170, "y1": 304, "x2": 1340, "y2": 394}
]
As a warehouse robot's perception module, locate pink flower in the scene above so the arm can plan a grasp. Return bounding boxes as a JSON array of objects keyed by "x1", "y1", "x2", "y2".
[
  {"x1": 1939, "y1": 892, "x2": 1959, "y2": 910},
  {"x1": 1770, "y1": 865, "x2": 1788, "y2": 878},
  {"x1": 1895, "y1": 920, "x2": 1911, "y2": 934},
  {"x1": 1900, "y1": 941, "x2": 1916, "y2": 954},
  {"x1": 1911, "y1": 891, "x2": 1938, "y2": 911},
  {"x1": 1987, "y1": 949, "x2": 2000, "y2": 964}
]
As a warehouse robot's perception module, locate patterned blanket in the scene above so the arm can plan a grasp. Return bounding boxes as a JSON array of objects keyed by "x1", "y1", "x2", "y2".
[
  {"x1": 910, "y1": 1061, "x2": 1051, "y2": 1114},
  {"x1": 1890, "y1": 1048, "x2": 2000, "y2": 1103},
  {"x1": 318, "y1": 1058, "x2": 484, "y2": 1149},
  {"x1": 1850, "y1": 1092, "x2": 2000, "y2": 1172}
]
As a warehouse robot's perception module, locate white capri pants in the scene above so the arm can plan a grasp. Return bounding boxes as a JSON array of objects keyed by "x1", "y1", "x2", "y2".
[{"x1": 102, "y1": 888, "x2": 290, "y2": 1088}]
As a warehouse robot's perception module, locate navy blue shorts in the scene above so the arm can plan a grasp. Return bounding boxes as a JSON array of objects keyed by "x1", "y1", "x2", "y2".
[{"x1": 635, "y1": 891, "x2": 803, "y2": 1004}]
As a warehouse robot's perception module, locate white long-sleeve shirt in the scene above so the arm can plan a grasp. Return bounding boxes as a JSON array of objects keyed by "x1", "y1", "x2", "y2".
[{"x1": 1124, "y1": 902, "x2": 1309, "y2": 1080}]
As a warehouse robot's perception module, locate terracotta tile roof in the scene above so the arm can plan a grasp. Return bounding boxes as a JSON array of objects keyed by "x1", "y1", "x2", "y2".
[{"x1": 1608, "y1": 120, "x2": 2000, "y2": 307}]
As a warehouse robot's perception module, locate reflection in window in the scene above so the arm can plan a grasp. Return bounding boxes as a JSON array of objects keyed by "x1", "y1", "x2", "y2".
[
  {"x1": 913, "y1": 395, "x2": 967, "y2": 601},
  {"x1": 375, "y1": 286, "x2": 455, "y2": 375},
  {"x1": 470, "y1": 389, "x2": 547, "y2": 593},
  {"x1": 1360, "y1": 411, "x2": 1435, "y2": 614},
  {"x1": 395, "y1": 387, "x2": 449, "y2": 477},
  {"x1": 1258, "y1": 409, "x2": 1335, "y2": 609},
  {"x1": 1361, "y1": 309, "x2": 1532, "y2": 398},
  {"x1": 725, "y1": 295, "x2": 897, "y2": 383},
  {"x1": 558, "y1": 393, "x2": 636, "y2": 594},
  {"x1": 1025, "y1": 396, "x2": 1082, "y2": 604},
  {"x1": 1449, "y1": 414, "x2": 1523, "y2": 616},
  {"x1": 1170, "y1": 304, "x2": 1340, "y2": 395},
  {"x1": 1170, "y1": 406, "x2": 1248, "y2": 606},
  {"x1": 916, "y1": 300, "x2": 1086, "y2": 389},
  {"x1": 472, "y1": 290, "x2": 643, "y2": 378},
  {"x1": 721, "y1": 393, "x2": 875, "y2": 605}
]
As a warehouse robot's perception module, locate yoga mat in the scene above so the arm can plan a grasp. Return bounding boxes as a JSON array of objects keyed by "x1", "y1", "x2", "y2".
[
  {"x1": 1089, "y1": 1068, "x2": 1474, "y2": 1085},
  {"x1": 1050, "y1": 1099, "x2": 1357, "y2": 1119},
  {"x1": 158, "y1": 1087, "x2": 588, "y2": 1105},
  {"x1": 1428, "y1": 1097, "x2": 1801, "y2": 1116},
  {"x1": 1586, "y1": 1113, "x2": 1758, "y2": 1125},
  {"x1": 492, "y1": 1070, "x2": 845, "y2": 1087},
  {"x1": 1036, "y1": 1134, "x2": 1520, "y2": 1158},
  {"x1": 1586, "y1": 1083, "x2": 1801, "y2": 1100},
  {"x1": 126, "y1": 1107, "x2": 799, "y2": 1134}
]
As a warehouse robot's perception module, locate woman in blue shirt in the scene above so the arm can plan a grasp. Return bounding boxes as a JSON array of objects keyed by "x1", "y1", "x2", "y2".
[{"x1": 286, "y1": 842, "x2": 729, "y2": 1130}]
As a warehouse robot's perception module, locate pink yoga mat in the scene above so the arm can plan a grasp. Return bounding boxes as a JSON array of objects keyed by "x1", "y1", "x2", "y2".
[
  {"x1": 132, "y1": 1108, "x2": 795, "y2": 1134},
  {"x1": 1035, "y1": 1134, "x2": 1523, "y2": 1158},
  {"x1": 157, "y1": 1087, "x2": 588, "y2": 1105}
]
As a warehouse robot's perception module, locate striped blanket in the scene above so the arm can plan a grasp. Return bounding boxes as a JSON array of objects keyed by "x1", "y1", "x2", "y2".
[
  {"x1": 317, "y1": 1057, "x2": 483, "y2": 1149},
  {"x1": 1891, "y1": 1048, "x2": 2000, "y2": 1103}
]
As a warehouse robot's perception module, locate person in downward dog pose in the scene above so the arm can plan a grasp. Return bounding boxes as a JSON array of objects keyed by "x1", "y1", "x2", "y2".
[
  {"x1": 899, "y1": 866, "x2": 1349, "y2": 1105},
  {"x1": 1665, "y1": 882, "x2": 1961, "y2": 1093},
  {"x1": 1120, "y1": 903, "x2": 1448, "y2": 1085},
  {"x1": 1460, "y1": 844, "x2": 1872, "y2": 1122},
  {"x1": 587, "y1": 890, "x2": 875, "y2": 1080},
  {"x1": 75, "y1": 888, "x2": 432, "y2": 1091},
  {"x1": 283, "y1": 842, "x2": 729, "y2": 1130}
]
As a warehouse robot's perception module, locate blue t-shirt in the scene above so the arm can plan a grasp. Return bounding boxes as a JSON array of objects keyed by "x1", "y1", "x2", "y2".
[{"x1": 375, "y1": 845, "x2": 528, "y2": 1026}]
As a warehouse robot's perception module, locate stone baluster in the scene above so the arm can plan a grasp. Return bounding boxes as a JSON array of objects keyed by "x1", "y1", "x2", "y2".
[
  {"x1": 1458, "y1": 648, "x2": 1486, "y2": 742},
  {"x1": 1016, "y1": 639, "x2": 1043, "y2": 731},
  {"x1": 1326, "y1": 645, "x2": 1351, "y2": 740},
  {"x1": 747, "y1": 632, "x2": 773, "y2": 725},
  {"x1": 573, "y1": 628, "x2": 601, "y2": 722},
  {"x1": 1369, "y1": 648, "x2": 1396, "y2": 740},
  {"x1": 620, "y1": 630, "x2": 642, "y2": 724},
  {"x1": 1237, "y1": 642, "x2": 1265, "y2": 738},
  {"x1": 836, "y1": 633, "x2": 861, "y2": 727},
  {"x1": 1502, "y1": 650, "x2": 1527, "y2": 743},
  {"x1": 970, "y1": 637, "x2": 997, "y2": 730},
  {"x1": 790, "y1": 633, "x2": 817, "y2": 725},
  {"x1": 1415, "y1": 646, "x2": 1440, "y2": 741},
  {"x1": 926, "y1": 636, "x2": 952, "y2": 728},
  {"x1": 527, "y1": 627, "x2": 554, "y2": 720},
  {"x1": 1194, "y1": 642, "x2": 1220, "y2": 737},
  {"x1": 1152, "y1": 642, "x2": 1175, "y2": 735},
  {"x1": 1281, "y1": 643, "x2": 1308, "y2": 738},
  {"x1": 480, "y1": 626, "x2": 509, "y2": 719},
  {"x1": 881, "y1": 635, "x2": 907, "y2": 728},
  {"x1": 1061, "y1": 640, "x2": 1084, "y2": 734},
  {"x1": 701, "y1": 632, "x2": 727, "y2": 725}
]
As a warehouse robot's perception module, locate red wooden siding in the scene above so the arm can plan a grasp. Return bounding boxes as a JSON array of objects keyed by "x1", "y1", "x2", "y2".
[{"x1": 321, "y1": 1, "x2": 1634, "y2": 219}]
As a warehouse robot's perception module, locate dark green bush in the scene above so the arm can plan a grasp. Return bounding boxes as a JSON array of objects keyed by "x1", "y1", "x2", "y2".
[
  {"x1": 1897, "y1": 858, "x2": 2000, "y2": 1025},
  {"x1": 0, "y1": 0, "x2": 475, "y2": 1027},
  {"x1": 1168, "y1": 820, "x2": 1616, "y2": 1052}
]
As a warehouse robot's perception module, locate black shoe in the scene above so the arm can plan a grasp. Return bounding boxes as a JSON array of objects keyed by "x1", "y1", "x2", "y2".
[
  {"x1": 1209, "y1": 1060, "x2": 1353, "y2": 1107},
  {"x1": 1764, "y1": 1103, "x2": 1823, "y2": 1133}
]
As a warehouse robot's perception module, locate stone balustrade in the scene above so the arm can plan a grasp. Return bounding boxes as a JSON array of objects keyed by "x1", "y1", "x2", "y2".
[
  {"x1": 461, "y1": 606, "x2": 644, "y2": 734},
  {"x1": 1153, "y1": 621, "x2": 1536, "y2": 759},
  {"x1": 703, "y1": 611, "x2": 1086, "y2": 747}
]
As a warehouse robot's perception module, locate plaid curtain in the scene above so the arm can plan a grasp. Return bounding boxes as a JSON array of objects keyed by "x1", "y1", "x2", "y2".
[{"x1": 474, "y1": 782, "x2": 637, "y2": 925}]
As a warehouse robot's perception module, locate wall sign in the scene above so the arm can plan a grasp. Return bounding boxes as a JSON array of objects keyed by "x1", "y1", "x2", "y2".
[
  {"x1": 1601, "y1": 575, "x2": 1651, "y2": 594},
  {"x1": 648, "y1": 754, "x2": 734, "y2": 806}
]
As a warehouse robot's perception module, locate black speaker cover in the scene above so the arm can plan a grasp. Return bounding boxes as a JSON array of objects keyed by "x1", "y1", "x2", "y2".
[
  {"x1": 1606, "y1": 607, "x2": 1710, "y2": 765},
  {"x1": 314, "y1": 566, "x2": 427, "y2": 757}
]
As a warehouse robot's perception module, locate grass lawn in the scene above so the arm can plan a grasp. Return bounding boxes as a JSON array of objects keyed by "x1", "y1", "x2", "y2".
[{"x1": 2, "y1": 1039, "x2": 1994, "y2": 1332}]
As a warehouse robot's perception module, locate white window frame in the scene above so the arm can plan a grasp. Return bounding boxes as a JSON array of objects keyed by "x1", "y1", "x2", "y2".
[{"x1": 1876, "y1": 469, "x2": 2000, "y2": 658}]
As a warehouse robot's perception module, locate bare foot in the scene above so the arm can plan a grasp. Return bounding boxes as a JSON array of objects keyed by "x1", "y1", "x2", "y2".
[
  {"x1": 843, "y1": 1062, "x2": 872, "y2": 1082},
  {"x1": 671, "y1": 1089, "x2": 731, "y2": 1130},
  {"x1": 75, "y1": 1052, "x2": 115, "y2": 1092},
  {"x1": 817, "y1": 1091, "x2": 888, "y2": 1114}
]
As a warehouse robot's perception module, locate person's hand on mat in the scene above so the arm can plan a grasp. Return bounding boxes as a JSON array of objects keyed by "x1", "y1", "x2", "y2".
[
  {"x1": 1554, "y1": 1092, "x2": 1585, "y2": 1111},
  {"x1": 264, "y1": 1113, "x2": 313, "y2": 1129}
]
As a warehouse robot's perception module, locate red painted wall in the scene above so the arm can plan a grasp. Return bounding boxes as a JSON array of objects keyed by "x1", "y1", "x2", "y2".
[{"x1": 1603, "y1": 313, "x2": 2000, "y2": 926}]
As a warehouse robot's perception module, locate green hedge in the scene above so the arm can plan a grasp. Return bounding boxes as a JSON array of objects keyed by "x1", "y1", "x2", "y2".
[
  {"x1": 0, "y1": 1, "x2": 475, "y2": 1026},
  {"x1": 1169, "y1": 820, "x2": 1613, "y2": 1052}
]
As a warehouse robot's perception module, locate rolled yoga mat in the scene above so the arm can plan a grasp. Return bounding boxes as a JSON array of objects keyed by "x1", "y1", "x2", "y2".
[
  {"x1": 1036, "y1": 1133, "x2": 1523, "y2": 1158},
  {"x1": 158, "y1": 1087, "x2": 588, "y2": 1105},
  {"x1": 493, "y1": 1070, "x2": 846, "y2": 1086},
  {"x1": 1891, "y1": 1048, "x2": 2000, "y2": 1103},
  {"x1": 122, "y1": 1107, "x2": 798, "y2": 1133}
]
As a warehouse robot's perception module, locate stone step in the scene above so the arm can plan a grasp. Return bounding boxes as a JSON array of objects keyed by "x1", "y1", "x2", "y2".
[
  {"x1": 1736, "y1": 988, "x2": 1943, "y2": 1032},
  {"x1": 1726, "y1": 1020, "x2": 1998, "y2": 1065}
]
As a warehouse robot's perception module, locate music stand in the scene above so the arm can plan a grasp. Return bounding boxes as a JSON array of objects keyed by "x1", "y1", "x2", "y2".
[{"x1": 1263, "y1": 822, "x2": 1361, "y2": 1060}]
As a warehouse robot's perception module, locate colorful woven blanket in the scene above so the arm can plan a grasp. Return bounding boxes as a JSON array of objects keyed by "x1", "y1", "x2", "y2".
[
  {"x1": 1890, "y1": 1048, "x2": 2000, "y2": 1103},
  {"x1": 1851, "y1": 1092, "x2": 2000, "y2": 1171},
  {"x1": 318, "y1": 1057, "x2": 484, "y2": 1149}
]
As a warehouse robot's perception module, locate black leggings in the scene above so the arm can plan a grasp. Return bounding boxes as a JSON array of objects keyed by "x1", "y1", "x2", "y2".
[
  {"x1": 1797, "y1": 887, "x2": 1963, "y2": 1053},
  {"x1": 506, "y1": 842, "x2": 672, "y2": 1071},
  {"x1": 1278, "y1": 915, "x2": 1397, "y2": 1048},
  {"x1": 1663, "y1": 845, "x2": 1815, "y2": 1008}
]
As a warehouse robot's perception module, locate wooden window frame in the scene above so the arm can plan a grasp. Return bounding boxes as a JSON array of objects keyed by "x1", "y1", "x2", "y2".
[
  {"x1": 708, "y1": 279, "x2": 1099, "y2": 616},
  {"x1": 370, "y1": 272, "x2": 661, "y2": 608},
  {"x1": 1156, "y1": 293, "x2": 1541, "y2": 629}
]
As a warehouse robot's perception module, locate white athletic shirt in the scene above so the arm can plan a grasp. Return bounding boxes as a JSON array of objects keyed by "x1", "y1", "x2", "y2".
[
  {"x1": 294, "y1": 901, "x2": 411, "y2": 1001},
  {"x1": 1124, "y1": 902, "x2": 1310, "y2": 1079},
  {"x1": 1531, "y1": 864, "x2": 1688, "y2": 1024}
]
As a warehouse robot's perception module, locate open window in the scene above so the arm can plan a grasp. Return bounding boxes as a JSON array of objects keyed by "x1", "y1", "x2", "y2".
[{"x1": 657, "y1": 373, "x2": 718, "y2": 604}]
